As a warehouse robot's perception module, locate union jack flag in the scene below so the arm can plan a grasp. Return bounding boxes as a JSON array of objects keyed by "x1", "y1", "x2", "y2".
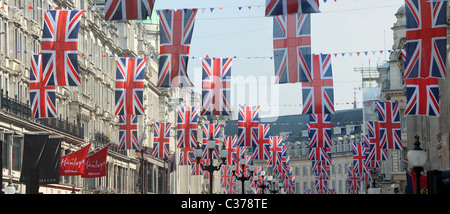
[
  {"x1": 267, "y1": 136, "x2": 284, "y2": 166},
  {"x1": 377, "y1": 101, "x2": 402, "y2": 150},
  {"x1": 347, "y1": 166, "x2": 361, "y2": 194},
  {"x1": 363, "y1": 135, "x2": 382, "y2": 169},
  {"x1": 273, "y1": 146, "x2": 288, "y2": 174},
  {"x1": 41, "y1": 10, "x2": 85, "y2": 86},
  {"x1": 105, "y1": 0, "x2": 155, "y2": 21},
  {"x1": 308, "y1": 147, "x2": 331, "y2": 165},
  {"x1": 191, "y1": 157, "x2": 204, "y2": 176},
  {"x1": 239, "y1": 155, "x2": 253, "y2": 178},
  {"x1": 265, "y1": 0, "x2": 320, "y2": 16},
  {"x1": 115, "y1": 57, "x2": 147, "y2": 116},
  {"x1": 118, "y1": 115, "x2": 140, "y2": 150},
  {"x1": 221, "y1": 165, "x2": 236, "y2": 194},
  {"x1": 157, "y1": 9, "x2": 198, "y2": 87},
  {"x1": 312, "y1": 160, "x2": 330, "y2": 180},
  {"x1": 29, "y1": 54, "x2": 57, "y2": 118},
  {"x1": 405, "y1": 77, "x2": 440, "y2": 116},
  {"x1": 224, "y1": 135, "x2": 239, "y2": 165},
  {"x1": 179, "y1": 147, "x2": 195, "y2": 166},
  {"x1": 366, "y1": 121, "x2": 389, "y2": 162},
  {"x1": 307, "y1": 114, "x2": 332, "y2": 148},
  {"x1": 352, "y1": 142, "x2": 368, "y2": 174},
  {"x1": 237, "y1": 105, "x2": 260, "y2": 148},
  {"x1": 201, "y1": 57, "x2": 232, "y2": 116},
  {"x1": 302, "y1": 54, "x2": 334, "y2": 114},
  {"x1": 152, "y1": 122, "x2": 171, "y2": 159},
  {"x1": 315, "y1": 177, "x2": 328, "y2": 194},
  {"x1": 273, "y1": 13, "x2": 312, "y2": 83},
  {"x1": 304, "y1": 189, "x2": 312, "y2": 194},
  {"x1": 177, "y1": 106, "x2": 199, "y2": 149},
  {"x1": 251, "y1": 124, "x2": 271, "y2": 160},
  {"x1": 404, "y1": 0, "x2": 446, "y2": 79}
]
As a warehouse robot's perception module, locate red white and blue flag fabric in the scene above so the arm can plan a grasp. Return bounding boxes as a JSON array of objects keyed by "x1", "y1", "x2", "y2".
[
  {"x1": 201, "y1": 124, "x2": 221, "y2": 160},
  {"x1": 237, "y1": 105, "x2": 260, "y2": 148},
  {"x1": 115, "y1": 57, "x2": 147, "y2": 116},
  {"x1": 307, "y1": 114, "x2": 332, "y2": 148},
  {"x1": 224, "y1": 135, "x2": 239, "y2": 165},
  {"x1": 41, "y1": 10, "x2": 85, "y2": 86},
  {"x1": 352, "y1": 142, "x2": 368, "y2": 174},
  {"x1": 152, "y1": 122, "x2": 171, "y2": 159},
  {"x1": 118, "y1": 115, "x2": 140, "y2": 150},
  {"x1": 157, "y1": 9, "x2": 198, "y2": 87},
  {"x1": 347, "y1": 167, "x2": 361, "y2": 194},
  {"x1": 268, "y1": 136, "x2": 284, "y2": 166},
  {"x1": 315, "y1": 177, "x2": 328, "y2": 194},
  {"x1": 179, "y1": 147, "x2": 195, "y2": 166},
  {"x1": 191, "y1": 156, "x2": 204, "y2": 176},
  {"x1": 308, "y1": 147, "x2": 331, "y2": 165},
  {"x1": 405, "y1": 77, "x2": 440, "y2": 116},
  {"x1": 251, "y1": 124, "x2": 271, "y2": 160},
  {"x1": 105, "y1": 0, "x2": 155, "y2": 21},
  {"x1": 201, "y1": 57, "x2": 232, "y2": 116},
  {"x1": 404, "y1": 0, "x2": 446, "y2": 79},
  {"x1": 177, "y1": 106, "x2": 199, "y2": 149},
  {"x1": 30, "y1": 54, "x2": 57, "y2": 118},
  {"x1": 221, "y1": 165, "x2": 236, "y2": 194},
  {"x1": 273, "y1": 13, "x2": 312, "y2": 83},
  {"x1": 265, "y1": 0, "x2": 320, "y2": 16},
  {"x1": 377, "y1": 101, "x2": 402, "y2": 150},
  {"x1": 366, "y1": 121, "x2": 389, "y2": 162},
  {"x1": 302, "y1": 54, "x2": 334, "y2": 115}
]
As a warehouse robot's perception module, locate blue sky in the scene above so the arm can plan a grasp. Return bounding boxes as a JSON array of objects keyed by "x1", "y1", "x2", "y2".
[{"x1": 155, "y1": 0, "x2": 405, "y2": 118}]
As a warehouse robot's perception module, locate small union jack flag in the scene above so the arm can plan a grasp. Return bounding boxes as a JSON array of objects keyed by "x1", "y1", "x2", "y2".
[
  {"x1": 267, "y1": 136, "x2": 284, "y2": 166},
  {"x1": 152, "y1": 122, "x2": 171, "y2": 159},
  {"x1": 265, "y1": 0, "x2": 320, "y2": 16},
  {"x1": 377, "y1": 101, "x2": 402, "y2": 150},
  {"x1": 157, "y1": 9, "x2": 198, "y2": 87},
  {"x1": 202, "y1": 124, "x2": 221, "y2": 159},
  {"x1": 30, "y1": 54, "x2": 57, "y2": 118},
  {"x1": 179, "y1": 147, "x2": 194, "y2": 166},
  {"x1": 201, "y1": 57, "x2": 232, "y2": 116},
  {"x1": 315, "y1": 177, "x2": 328, "y2": 194},
  {"x1": 177, "y1": 106, "x2": 199, "y2": 149},
  {"x1": 273, "y1": 13, "x2": 312, "y2": 83},
  {"x1": 404, "y1": 0, "x2": 446, "y2": 79},
  {"x1": 308, "y1": 147, "x2": 331, "y2": 165},
  {"x1": 105, "y1": 0, "x2": 155, "y2": 21},
  {"x1": 41, "y1": 10, "x2": 85, "y2": 86},
  {"x1": 363, "y1": 135, "x2": 381, "y2": 169},
  {"x1": 405, "y1": 77, "x2": 440, "y2": 116},
  {"x1": 312, "y1": 160, "x2": 330, "y2": 180},
  {"x1": 302, "y1": 54, "x2": 334, "y2": 114},
  {"x1": 352, "y1": 142, "x2": 368, "y2": 174},
  {"x1": 115, "y1": 57, "x2": 147, "y2": 116},
  {"x1": 366, "y1": 121, "x2": 389, "y2": 162},
  {"x1": 224, "y1": 135, "x2": 239, "y2": 165},
  {"x1": 307, "y1": 114, "x2": 332, "y2": 148},
  {"x1": 347, "y1": 166, "x2": 361, "y2": 194},
  {"x1": 221, "y1": 165, "x2": 236, "y2": 194},
  {"x1": 118, "y1": 115, "x2": 140, "y2": 150},
  {"x1": 237, "y1": 105, "x2": 260, "y2": 148},
  {"x1": 251, "y1": 124, "x2": 271, "y2": 160}
]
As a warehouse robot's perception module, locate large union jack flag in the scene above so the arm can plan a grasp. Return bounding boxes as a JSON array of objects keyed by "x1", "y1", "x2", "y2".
[
  {"x1": 115, "y1": 57, "x2": 147, "y2": 116},
  {"x1": 201, "y1": 57, "x2": 232, "y2": 116},
  {"x1": 237, "y1": 105, "x2": 260, "y2": 148},
  {"x1": 265, "y1": 0, "x2": 320, "y2": 16},
  {"x1": 377, "y1": 101, "x2": 402, "y2": 150},
  {"x1": 273, "y1": 13, "x2": 311, "y2": 83},
  {"x1": 405, "y1": 77, "x2": 440, "y2": 116},
  {"x1": 251, "y1": 124, "x2": 271, "y2": 160},
  {"x1": 302, "y1": 54, "x2": 334, "y2": 114},
  {"x1": 41, "y1": 10, "x2": 85, "y2": 86},
  {"x1": 157, "y1": 9, "x2": 198, "y2": 87},
  {"x1": 105, "y1": 0, "x2": 155, "y2": 21},
  {"x1": 366, "y1": 121, "x2": 389, "y2": 162},
  {"x1": 404, "y1": 0, "x2": 446, "y2": 79},
  {"x1": 30, "y1": 54, "x2": 57, "y2": 118},
  {"x1": 307, "y1": 114, "x2": 332, "y2": 148},
  {"x1": 224, "y1": 135, "x2": 239, "y2": 165},
  {"x1": 152, "y1": 122, "x2": 171, "y2": 159},
  {"x1": 119, "y1": 115, "x2": 140, "y2": 150},
  {"x1": 352, "y1": 142, "x2": 368, "y2": 174},
  {"x1": 177, "y1": 106, "x2": 199, "y2": 149}
]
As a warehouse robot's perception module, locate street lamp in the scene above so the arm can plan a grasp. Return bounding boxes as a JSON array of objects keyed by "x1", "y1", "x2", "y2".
[
  {"x1": 194, "y1": 136, "x2": 228, "y2": 194},
  {"x1": 231, "y1": 158, "x2": 254, "y2": 194},
  {"x1": 254, "y1": 170, "x2": 268, "y2": 194},
  {"x1": 4, "y1": 179, "x2": 16, "y2": 194},
  {"x1": 267, "y1": 176, "x2": 282, "y2": 194},
  {"x1": 407, "y1": 135, "x2": 427, "y2": 194}
]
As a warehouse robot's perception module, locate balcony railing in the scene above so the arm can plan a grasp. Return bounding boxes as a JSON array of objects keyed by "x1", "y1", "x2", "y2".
[
  {"x1": 0, "y1": 90, "x2": 32, "y2": 119},
  {"x1": 36, "y1": 116, "x2": 84, "y2": 140}
]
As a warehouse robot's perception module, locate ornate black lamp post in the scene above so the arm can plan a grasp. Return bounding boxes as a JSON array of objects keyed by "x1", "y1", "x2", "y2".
[
  {"x1": 194, "y1": 136, "x2": 228, "y2": 194},
  {"x1": 407, "y1": 135, "x2": 427, "y2": 194},
  {"x1": 267, "y1": 175, "x2": 282, "y2": 194},
  {"x1": 254, "y1": 170, "x2": 268, "y2": 194},
  {"x1": 231, "y1": 158, "x2": 254, "y2": 194}
]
